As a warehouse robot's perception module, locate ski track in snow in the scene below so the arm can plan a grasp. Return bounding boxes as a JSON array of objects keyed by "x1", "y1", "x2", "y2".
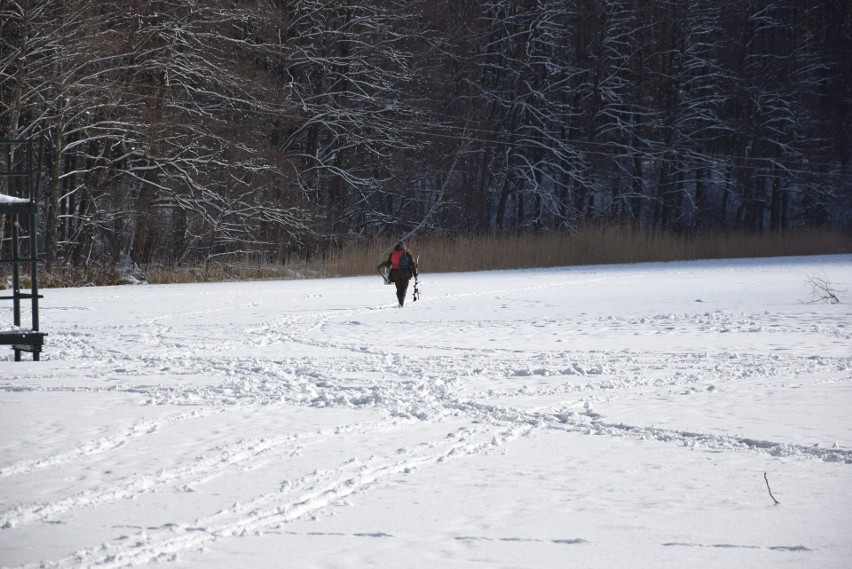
[
  {"x1": 1, "y1": 259, "x2": 851, "y2": 567},
  {"x1": 0, "y1": 415, "x2": 400, "y2": 528},
  {"x1": 13, "y1": 424, "x2": 532, "y2": 569}
]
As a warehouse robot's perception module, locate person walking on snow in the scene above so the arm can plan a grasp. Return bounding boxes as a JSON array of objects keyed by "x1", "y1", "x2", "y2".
[{"x1": 378, "y1": 241, "x2": 418, "y2": 306}]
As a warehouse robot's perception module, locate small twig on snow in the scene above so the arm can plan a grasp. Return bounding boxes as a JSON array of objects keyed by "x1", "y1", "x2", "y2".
[
  {"x1": 764, "y1": 472, "x2": 780, "y2": 505},
  {"x1": 805, "y1": 275, "x2": 843, "y2": 304}
]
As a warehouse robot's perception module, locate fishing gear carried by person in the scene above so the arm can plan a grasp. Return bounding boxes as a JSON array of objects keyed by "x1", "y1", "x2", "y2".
[{"x1": 412, "y1": 272, "x2": 420, "y2": 302}]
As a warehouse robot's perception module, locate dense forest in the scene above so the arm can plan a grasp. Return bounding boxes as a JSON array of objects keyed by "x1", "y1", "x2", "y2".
[{"x1": 2, "y1": 0, "x2": 850, "y2": 270}]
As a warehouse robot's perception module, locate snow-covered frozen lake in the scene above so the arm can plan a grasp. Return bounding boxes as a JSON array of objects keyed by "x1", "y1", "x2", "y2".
[{"x1": 2, "y1": 255, "x2": 851, "y2": 568}]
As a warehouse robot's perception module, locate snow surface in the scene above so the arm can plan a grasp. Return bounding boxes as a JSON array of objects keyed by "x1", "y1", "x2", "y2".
[
  {"x1": 1, "y1": 255, "x2": 851, "y2": 569},
  {"x1": 0, "y1": 194, "x2": 28, "y2": 205}
]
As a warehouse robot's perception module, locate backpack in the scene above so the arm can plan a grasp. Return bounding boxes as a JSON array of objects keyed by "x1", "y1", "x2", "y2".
[{"x1": 390, "y1": 248, "x2": 410, "y2": 270}]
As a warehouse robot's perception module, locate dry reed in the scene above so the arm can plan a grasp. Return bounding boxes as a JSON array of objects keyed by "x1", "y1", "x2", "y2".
[{"x1": 12, "y1": 227, "x2": 850, "y2": 287}]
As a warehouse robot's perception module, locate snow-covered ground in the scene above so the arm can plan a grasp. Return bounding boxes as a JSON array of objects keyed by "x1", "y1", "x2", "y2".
[{"x1": 1, "y1": 255, "x2": 851, "y2": 569}]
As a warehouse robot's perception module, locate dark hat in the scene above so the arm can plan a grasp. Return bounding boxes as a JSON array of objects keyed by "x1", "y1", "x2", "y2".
[{"x1": 395, "y1": 240, "x2": 405, "y2": 249}]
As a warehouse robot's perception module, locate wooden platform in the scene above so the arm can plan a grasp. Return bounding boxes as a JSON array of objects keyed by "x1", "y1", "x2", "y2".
[{"x1": 0, "y1": 331, "x2": 47, "y2": 361}]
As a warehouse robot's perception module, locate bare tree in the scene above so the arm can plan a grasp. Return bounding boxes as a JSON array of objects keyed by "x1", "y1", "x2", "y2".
[
  {"x1": 275, "y1": 0, "x2": 432, "y2": 242},
  {"x1": 3, "y1": 1, "x2": 314, "y2": 270}
]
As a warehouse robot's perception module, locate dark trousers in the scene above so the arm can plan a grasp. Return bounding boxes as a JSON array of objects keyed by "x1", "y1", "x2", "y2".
[{"x1": 390, "y1": 269, "x2": 412, "y2": 306}]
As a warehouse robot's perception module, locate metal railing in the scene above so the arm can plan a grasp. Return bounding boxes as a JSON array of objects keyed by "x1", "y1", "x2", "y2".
[{"x1": 0, "y1": 139, "x2": 45, "y2": 360}]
